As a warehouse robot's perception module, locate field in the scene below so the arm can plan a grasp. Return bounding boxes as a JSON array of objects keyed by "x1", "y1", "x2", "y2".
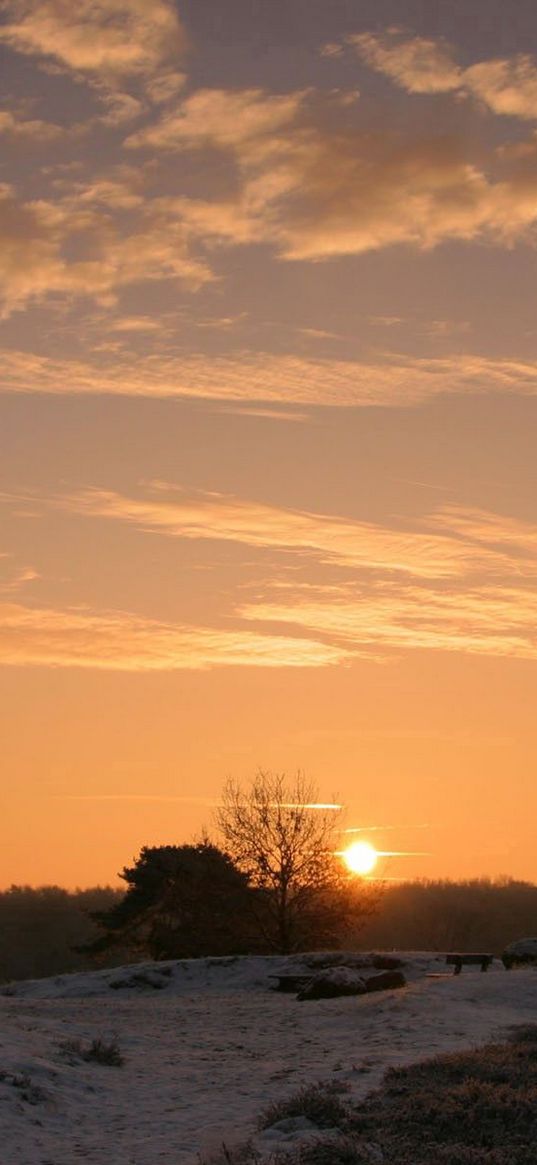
[{"x1": 1, "y1": 953, "x2": 536, "y2": 1164}]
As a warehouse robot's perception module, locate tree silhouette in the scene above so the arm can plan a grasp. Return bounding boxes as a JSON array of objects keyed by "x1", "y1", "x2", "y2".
[
  {"x1": 216, "y1": 770, "x2": 378, "y2": 953},
  {"x1": 88, "y1": 841, "x2": 256, "y2": 960}
]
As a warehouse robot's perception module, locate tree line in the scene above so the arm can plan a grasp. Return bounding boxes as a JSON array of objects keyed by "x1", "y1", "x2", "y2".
[
  {"x1": 2, "y1": 772, "x2": 536, "y2": 981},
  {"x1": 358, "y1": 877, "x2": 537, "y2": 955},
  {"x1": 0, "y1": 885, "x2": 123, "y2": 981},
  {"x1": 2, "y1": 877, "x2": 537, "y2": 982}
]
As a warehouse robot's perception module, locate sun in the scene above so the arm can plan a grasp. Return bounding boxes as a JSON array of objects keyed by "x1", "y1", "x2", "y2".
[{"x1": 342, "y1": 841, "x2": 378, "y2": 876}]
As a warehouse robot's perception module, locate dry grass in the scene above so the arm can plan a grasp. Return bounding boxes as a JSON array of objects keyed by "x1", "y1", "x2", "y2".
[
  {"x1": 251, "y1": 1025, "x2": 537, "y2": 1165},
  {"x1": 258, "y1": 1081, "x2": 351, "y2": 1131},
  {"x1": 346, "y1": 1023, "x2": 537, "y2": 1164},
  {"x1": 58, "y1": 1036, "x2": 124, "y2": 1066}
]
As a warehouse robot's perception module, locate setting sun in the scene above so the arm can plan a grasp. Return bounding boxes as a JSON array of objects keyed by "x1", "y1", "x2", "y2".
[{"x1": 342, "y1": 841, "x2": 378, "y2": 876}]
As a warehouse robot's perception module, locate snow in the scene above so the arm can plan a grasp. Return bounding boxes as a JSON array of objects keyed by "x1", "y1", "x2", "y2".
[{"x1": 1, "y1": 951, "x2": 536, "y2": 1164}]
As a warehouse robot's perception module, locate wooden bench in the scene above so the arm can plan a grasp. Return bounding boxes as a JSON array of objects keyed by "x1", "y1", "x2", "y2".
[{"x1": 446, "y1": 953, "x2": 493, "y2": 975}]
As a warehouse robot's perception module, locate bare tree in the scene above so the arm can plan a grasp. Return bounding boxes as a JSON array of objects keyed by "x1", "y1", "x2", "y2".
[{"x1": 216, "y1": 770, "x2": 377, "y2": 953}]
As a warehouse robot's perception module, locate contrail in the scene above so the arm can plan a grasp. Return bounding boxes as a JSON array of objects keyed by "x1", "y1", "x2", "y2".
[
  {"x1": 376, "y1": 850, "x2": 432, "y2": 857},
  {"x1": 278, "y1": 802, "x2": 343, "y2": 810},
  {"x1": 341, "y1": 823, "x2": 432, "y2": 834}
]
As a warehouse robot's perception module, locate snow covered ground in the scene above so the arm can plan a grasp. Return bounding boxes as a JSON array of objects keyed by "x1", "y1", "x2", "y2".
[{"x1": 1, "y1": 951, "x2": 536, "y2": 1164}]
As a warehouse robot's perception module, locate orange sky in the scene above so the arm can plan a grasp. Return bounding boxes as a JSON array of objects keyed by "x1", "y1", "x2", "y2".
[{"x1": 1, "y1": 1, "x2": 537, "y2": 887}]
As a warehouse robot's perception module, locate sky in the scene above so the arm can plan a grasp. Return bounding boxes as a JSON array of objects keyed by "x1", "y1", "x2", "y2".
[{"x1": 2, "y1": 0, "x2": 537, "y2": 888}]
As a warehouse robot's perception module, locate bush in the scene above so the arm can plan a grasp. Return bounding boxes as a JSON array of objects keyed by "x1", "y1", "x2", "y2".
[
  {"x1": 59, "y1": 1037, "x2": 124, "y2": 1067},
  {"x1": 259, "y1": 1081, "x2": 351, "y2": 1131},
  {"x1": 0, "y1": 1070, "x2": 46, "y2": 1105}
]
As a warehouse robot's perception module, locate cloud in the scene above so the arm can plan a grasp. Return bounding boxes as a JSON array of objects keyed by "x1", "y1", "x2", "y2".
[
  {"x1": 352, "y1": 31, "x2": 537, "y2": 122},
  {"x1": 129, "y1": 84, "x2": 537, "y2": 260},
  {"x1": 0, "y1": 559, "x2": 40, "y2": 594},
  {"x1": 0, "y1": 601, "x2": 347, "y2": 670},
  {"x1": 94, "y1": 88, "x2": 144, "y2": 126},
  {"x1": 0, "y1": 185, "x2": 211, "y2": 316},
  {"x1": 3, "y1": 81, "x2": 537, "y2": 318},
  {"x1": 58, "y1": 169, "x2": 146, "y2": 210},
  {"x1": 0, "y1": 0, "x2": 185, "y2": 77},
  {"x1": 53, "y1": 485, "x2": 515, "y2": 582},
  {"x1": 40, "y1": 488, "x2": 537, "y2": 664},
  {"x1": 270, "y1": 131, "x2": 496, "y2": 259},
  {"x1": 0, "y1": 188, "x2": 71, "y2": 315},
  {"x1": 107, "y1": 315, "x2": 165, "y2": 333},
  {"x1": 352, "y1": 31, "x2": 461, "y2": 94},
  {"x1": 125, "y1": 87, "x2": 305, "y2": 152},
  {"x1": 270, "y1": 125, "x2": 537, "y2": 260},
  {"x1": 5, "y1": 488, "x2": 537, "y2": 666},
  {"x1": 144, "y1": 71, "x2": 187, "y2": 105},
  {"x1": 239, "y1": 582, "x2": 537, "y2": 661},
  {"x1": 4, "y1": 345, "x2": 537, "y2": 405},
  {"x1": 0, "y1": 110, "x2": 64, "y2": 139},
  {"x1": 230, "y1": 501, "x2": 537, "y2": 662},
  {"x1": 429, "y1": 505, "x2": 537, "y2": 558}
]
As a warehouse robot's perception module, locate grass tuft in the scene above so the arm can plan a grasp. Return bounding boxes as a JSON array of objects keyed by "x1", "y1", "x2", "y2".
[
  {"x1": 259, "y1": 1080, "x2": 351, "y2": 1131},
  {"x1": 59, "y1": 1036, "x2": 124, "y2": 1066}
]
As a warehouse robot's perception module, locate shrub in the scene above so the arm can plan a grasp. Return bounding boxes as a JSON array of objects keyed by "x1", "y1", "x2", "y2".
[
  {"x1": 259, "y1": 1081, "x2": 351, "y2": 1131},
  {"x1": 0, "y1": 1070, "x2": 46, "y2": 1104},
  {"x1": 59, "y1": 1036, "x2": 124, "y2": 1067}
]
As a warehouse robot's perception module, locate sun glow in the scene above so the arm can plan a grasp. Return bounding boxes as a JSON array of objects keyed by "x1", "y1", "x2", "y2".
[{"x1": 342, "y1": 840, "x2": 378, "y2": 876}]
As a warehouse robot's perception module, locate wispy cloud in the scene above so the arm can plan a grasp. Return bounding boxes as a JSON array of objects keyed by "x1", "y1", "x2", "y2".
[
  {"x1": 0, "y1": 559, "x2": 40, "y2": 595},
  {"x1": 107, "y1": 315, "x2": 166, "y2": 333},
  {"x1": 429, "y1": 505, "x2": 537, "y2": 557},
  {"x1": 240, "y1": 582, "x2": 537, "y2": 661},
  {"x1": 4, "y1": 346, "x2": 537, "y2": 404},
  {"x1": 11, "y1": 487, "x2": 537, "y2": 664},
  {"x1": 2, "y1": 490, "x2": 537, "y2": 666},
  {"x1": 51, "y1": 485, "x2": 499, "y2": 580},
  {"x1": 0, "y1": 601, "x2": 348, "y2": 671}
]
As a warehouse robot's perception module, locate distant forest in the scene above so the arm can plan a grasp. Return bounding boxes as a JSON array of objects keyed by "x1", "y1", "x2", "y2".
[
  {"x1": 0, "y1": 886, "x2": 124, "y2": 981},
  {"x1": 2, "y1": 878, "x2": 537, "y2": 982},
  {"x1": 357, "y1": 878, "x2": 537, "y2": 955}
]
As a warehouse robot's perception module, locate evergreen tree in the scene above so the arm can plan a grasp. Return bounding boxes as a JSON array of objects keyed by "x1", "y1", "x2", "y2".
[{"x1": 88, "y1": 841, "x2": 257, "y2": 959}]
